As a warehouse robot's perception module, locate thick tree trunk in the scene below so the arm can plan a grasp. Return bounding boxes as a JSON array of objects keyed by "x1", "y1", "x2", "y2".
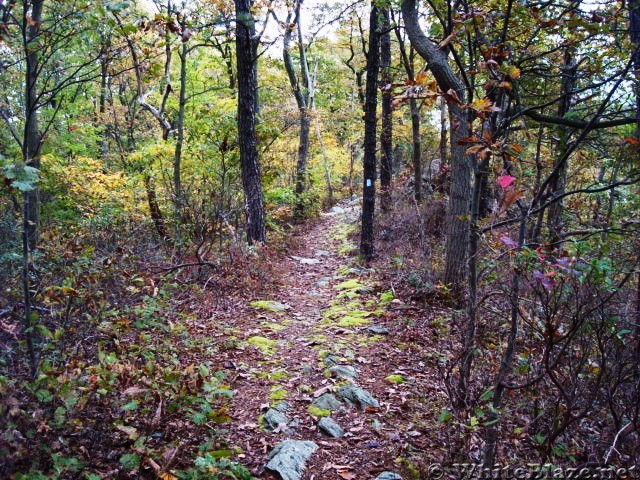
[
  {"x1": 235, "y1": 0, "x2": 266, "y2": 244},
  {"x1": 360, "y1": 1, "x2": 380, "y2": 260},
  {"x1": 380, "y1": 8, "x2": 393, "y2": 212},
  {"x1": 401, "y1": 0, "x2": 471, "y2": 288}
]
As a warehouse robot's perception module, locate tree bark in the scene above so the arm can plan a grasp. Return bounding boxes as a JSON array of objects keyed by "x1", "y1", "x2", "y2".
[
  {"x1": 546, "y1": 46, "x2": 577, "y2": 246},
  {"x1": 282, "y1": 0, "x2": 312, "y2": 216},
  {"x1": 235, "y1": 0, "x2": 266, "y2": 244},
  {"x1": 23, "y1": 0, "x2": 44, "y2": 252},
  {"x1": 360, "y1": 1, "x2": 380, "y2": 261},
  {"x1": 379, "y1": 7, "x2": 393, "y2": 212},
  {"x1": 173, "y1": 40, "x2": 188, "y2": 217},
  {"x1": 401, "y1": 0, "x2": 472, "y2": 287}
]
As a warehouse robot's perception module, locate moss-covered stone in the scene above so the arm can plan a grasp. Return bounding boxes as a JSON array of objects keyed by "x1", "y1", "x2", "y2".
[
  {"x1": 385, "y1": 374, "x2": 405, "y2": 384},
  {"x1": 247, "y1": 336, "x2": 278, "y2": 355},
  {"x1": 337, "y1": 316, "x2": 371, "y2": 327},
  {"x1": 379, "y1": 290, "x2": 395, "y2": 305},
  {"x1": 335, "y1": 279, "x2": 365, "y2": 291},
  {"x1": 307, "y1": 405, "x2": 331, "y2": 418},
  {"x1": 269, "y1": 386, "x2": 288, "y2": 402},
  {"x1": 250, "y1": 300, "x2": 290, "y2": 312}
]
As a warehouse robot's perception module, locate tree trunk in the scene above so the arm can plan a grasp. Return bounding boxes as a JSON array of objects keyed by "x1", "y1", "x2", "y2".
[
  {"x1": 144, "y1": 174, "x2": 167, "y2": 238},
  {"x1": 401, "y1": 0, "x2": 471, "y2": 288},
  {"x1": 379, "y1": 7, "x2": 393, "y2": 212},
  {"x1": 235, "y1": 0, "x2": 266, "y2": 244},
  {"x1": 282, "y1": 1, "x2": 312, "y2": 216},
  {"x1": 411, "y1": 97, "x2": 422, "y2": 204},
  {"x1": 173, "y1": 41, "x2": 188, "y2": 217},
  {"x1": 23, "y1": 0, "x2": 44, "y2": 252},
  {"x1": 360, "y1": 1, "x2": 380, "y2": 261},
  {"x1": 546, "y1": 47, "x2": 577, "y2": 246}
]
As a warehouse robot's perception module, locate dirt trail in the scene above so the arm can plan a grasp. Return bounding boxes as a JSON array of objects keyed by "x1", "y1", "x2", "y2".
[{"x1": 212, "y1": 202, "x2": 443, "y2": 480}]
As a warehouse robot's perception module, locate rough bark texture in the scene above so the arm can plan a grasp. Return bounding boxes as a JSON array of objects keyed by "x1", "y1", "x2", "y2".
[
  {"x1": 24, "y1": 0, "x2": 44, "y2": 251},
  {"x1": 401, "y1": 0, "x2": 472, "y2": 287},
  {"x1": 379, "y1": 8, "x2": 393, "y2": 212},
  {"x1": 360, "y1": 2, "x2": 380, "y2": 261},
  {"x1": 235, "y1": 0, "x2": 266, "y2": 244}
]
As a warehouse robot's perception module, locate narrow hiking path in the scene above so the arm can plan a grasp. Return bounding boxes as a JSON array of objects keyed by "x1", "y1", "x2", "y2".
[{"x1": 206, "y1": 200, "x2": 449, "y2": 480}]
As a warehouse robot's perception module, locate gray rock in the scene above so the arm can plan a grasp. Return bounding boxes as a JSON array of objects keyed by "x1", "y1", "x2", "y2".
[
  {"x1": 316, "y1": 277, "x2": 332, "y2": 288},
  {"x1": 329, "y1": 365, "x2": 358, "y2": 380},
  {"x1": 355, "y1": 286, "x2": 375, "y2": 295},
  {"x1": 300, "y1": 365, "x2": 314, "y2": 375},
  {"x1": 318, "y1": 417, "x2": 345, "y2": 438},
  {"x1": 266, "y1": 440, "x2": 318, "y2": 480},
  {"x1": 342, "y1": 349, "x2": 356, "y2": 360},
  {"x1": 323, "y1": 354, "x2": 340, "y2": 367},
  {"x1": 376, "y1": 472, "x2": 402, "y2": 480},
  {"x1": 312, "y1": 393, "x2": 342, "y2": 412},
  {"x1": 273, "y1": 402, "x2": 291, "y2": 412},
  {"x1": 371, "y1": 419, "x2": 384, "y2": 432},
  {"x1": 337, "y1": 385, "x2": 380, "y2": 409},
  {"x1": 367, "y1": 325, "x2": 390, "y2": 335},
  {"x1": 263, "y1": 408, "x2": 288, "y2": 431}
]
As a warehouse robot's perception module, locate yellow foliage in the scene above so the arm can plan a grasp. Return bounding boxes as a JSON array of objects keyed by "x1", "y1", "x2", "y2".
[{"x1": 42, "y1": 154, "x2": 143, "y2": 220}]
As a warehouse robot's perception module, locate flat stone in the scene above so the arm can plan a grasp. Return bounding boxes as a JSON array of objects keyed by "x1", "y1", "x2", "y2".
[
  {"x1": 329, "y1": 365, "x2": 358, "y2": 380},
  {"x1": 312, "y1": 393, "x2": 342, "y2": 412},
  {"x1": 263, "y1": 408, "x2": 289, "y2": 431},
  {"x1": 367, "y1": 325, "x2": 390, "y2": 335},
  {"x1": 337, "y1": 385, "x2": 379, "y2": 409},
  {"x1": 316, "y1": 277, "x2": 332, "y2": 288},
  {"x1": 376, "y1": 472, "x2": 403, "y2": 480},
  {"x1": 266, "y1": 440, "x2": 318, "y2": 480},
  {"x1": 318, "y1": 417, "x2": 345, "y2": 438}
]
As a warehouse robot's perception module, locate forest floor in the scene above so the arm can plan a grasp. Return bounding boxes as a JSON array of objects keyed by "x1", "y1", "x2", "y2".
[{"x1": 191, "y1": 200, "x2": 456, "y2": 479}]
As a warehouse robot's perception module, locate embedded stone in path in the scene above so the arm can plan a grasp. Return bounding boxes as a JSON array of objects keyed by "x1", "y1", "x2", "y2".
[
  {"x1": 312, "y1": 393, "x2": 342, "y2": 412},
  {"x1": 376, "y1": 472, "x2": 403, "y2": 480},
  {"x1": 318, "y1": 417, "x2": 345, "y2": 438},
  {"x1": 337, "y1": 385, "x2": 380, "y2": 409},
  {"x1": 266, "y1": 440, "x2": 318, "y2": 480},
  {"x1": 263, "y1": 402, "x2": 290, "y2": 432},
  {"x1": 329, "y1": 365, "x2": 358, "y2": 380},
  {"x1": 323, "y1": 354, "x2": 340, "y2": 367},
  {"x1": 367, "y1": 324, "x2": 390, "y2": 335}
]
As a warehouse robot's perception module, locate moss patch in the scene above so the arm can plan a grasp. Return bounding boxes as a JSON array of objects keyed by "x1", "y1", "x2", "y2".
[
  {"x1": 269, "y1": 386, "x2": 288, "y2": 402},
  {"x1": 379, "y1": 290, "x2": 395, "y2": 306},
  {"x1": 247, "y1": 336, "x2": 278, "y2": 355},
  {"x1": 337, "y1": 316, "x2": 371, "y2": 328},
  {"x1": 385, "y1": 374, "x2": 405, "y2": 384},
  {"x1": 261, "y1": 321, "x2": 287, "y2": 332},
  {"x1": 250, "y1": 300, "x2": 290, "y2": 312},
  {"x1": 335, "y1": 279, "x2": 365, "y2": 291},
  {"x1": 307, "y1": 405, "x2": 331, "y2": 418}
]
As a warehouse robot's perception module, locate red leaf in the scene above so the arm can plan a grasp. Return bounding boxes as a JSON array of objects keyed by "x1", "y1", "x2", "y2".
[
  {"x1": 625, "y1": 137, "x2": 639, "y2": 145},
  {"x1": 498, "y1": 175, "x2": 516, "y2": 189}
]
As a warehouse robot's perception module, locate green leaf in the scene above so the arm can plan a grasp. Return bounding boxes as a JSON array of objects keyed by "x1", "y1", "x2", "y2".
[
  {"x1": 119, "y1": 453, "x2": 141, "y2": 471},
  {"x1": 437, "y1": 408, "x2": 453, "y2": 423},
  {"x1": 121, "y1": 400, "x2": 139, "y2": 411}
]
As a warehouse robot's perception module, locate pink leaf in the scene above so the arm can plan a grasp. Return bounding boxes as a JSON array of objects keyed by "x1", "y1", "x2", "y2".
[{"x1": 498, "y1": 175, "x2": 516, "y2": 189}]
